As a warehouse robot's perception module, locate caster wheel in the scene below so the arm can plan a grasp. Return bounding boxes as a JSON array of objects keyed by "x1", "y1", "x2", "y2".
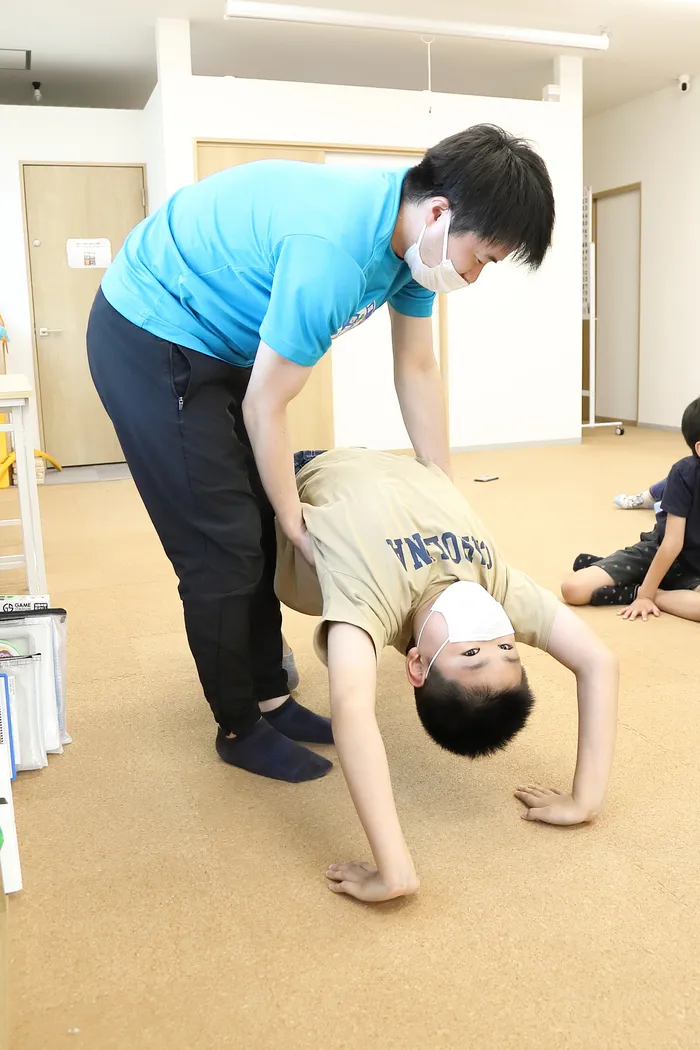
[{"x1": 615, "y1": 426, "x2": 625, "y2": 436}]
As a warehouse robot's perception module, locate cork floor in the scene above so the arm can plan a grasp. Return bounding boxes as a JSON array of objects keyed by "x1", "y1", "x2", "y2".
[{"x1": 6, "y1": 425, "x2": 700, "y2": 1050}]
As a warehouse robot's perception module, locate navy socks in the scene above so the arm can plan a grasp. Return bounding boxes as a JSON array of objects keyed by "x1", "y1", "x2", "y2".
[
  {"x1": 263, "y1": 697, "x2": 334, "y2": 745},
  {"x1": 216, "y1": 720, "x2": 332, "y2": 783}
]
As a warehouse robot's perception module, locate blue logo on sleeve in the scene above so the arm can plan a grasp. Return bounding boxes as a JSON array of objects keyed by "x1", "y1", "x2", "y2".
[{"x1": 333, "y1": 302, "x2": 377, "y2": 340}]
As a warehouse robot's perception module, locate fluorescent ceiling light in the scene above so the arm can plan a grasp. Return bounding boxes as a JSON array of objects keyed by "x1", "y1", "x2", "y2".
[{"x1": 224, "y1": 2, "x2": 610, "y2": 52}]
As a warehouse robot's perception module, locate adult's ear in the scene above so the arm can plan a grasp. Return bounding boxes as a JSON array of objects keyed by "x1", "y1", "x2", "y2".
[{"x1": 426, "y1": 197, "x2": 450, "y2": 225}]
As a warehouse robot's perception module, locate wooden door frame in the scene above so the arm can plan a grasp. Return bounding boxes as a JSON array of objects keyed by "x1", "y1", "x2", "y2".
[
  {"x1": 194, "y1": 139, "x2": 449, "y2": 430},
  {"x1": 592, "y1": 182, "x2": 642, "y2": 425},
  {"x1": 20, "y1": 161, "x2": 148, "y2": 450}
]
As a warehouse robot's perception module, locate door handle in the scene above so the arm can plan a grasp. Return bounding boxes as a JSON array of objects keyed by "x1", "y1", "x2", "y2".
[{"x1": 38, "y1": 328, "x2": 63, "y2": 337}]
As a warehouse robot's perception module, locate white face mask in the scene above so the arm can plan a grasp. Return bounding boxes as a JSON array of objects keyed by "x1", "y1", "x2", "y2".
[
  {"x1": 416, "y1": 581, "x2": 515, "y2": 678},
  {"x1": 404, "y1": 212, "x2": 469, "y2": 294}
]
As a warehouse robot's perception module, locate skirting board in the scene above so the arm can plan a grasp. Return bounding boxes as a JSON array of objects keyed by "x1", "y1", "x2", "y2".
[
  {"x1": 637, "y1": 423, "x2": 681, "y2": 433},
  {"x1": 450, "y1": 436, "x2": 581, "y2": 454}
]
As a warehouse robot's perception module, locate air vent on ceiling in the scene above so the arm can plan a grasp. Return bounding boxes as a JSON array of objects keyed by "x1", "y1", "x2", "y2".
[{"x1": 0, "y1": 49, "x2": 31, "y2": 71}]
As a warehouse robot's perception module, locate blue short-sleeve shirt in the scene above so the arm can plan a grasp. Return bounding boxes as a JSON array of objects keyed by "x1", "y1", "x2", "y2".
[{"x1": 101, "y1": 160, "x2": 434, "y2": 368}]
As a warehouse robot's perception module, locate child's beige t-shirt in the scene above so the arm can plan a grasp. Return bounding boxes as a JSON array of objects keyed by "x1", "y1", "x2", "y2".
[{"x1": 275, "y1": 449, "x2": 559, "y2": 664}]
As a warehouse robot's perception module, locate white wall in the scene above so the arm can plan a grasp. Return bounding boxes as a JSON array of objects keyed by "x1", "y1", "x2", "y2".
[
  {"x1": 143, "y1": 84, "x2": 167, "y2": 212},
  {"x1": 585, "y1": 86, "x2": 700, "y2": 428},
  {"x1": 150, "y1": 26, "x2": 583, "y2": 451},
  {"x1": 0, "y1": 106, "x2": 146, "y2": 445},
  {"x1": 446, "y1": 87, "x2": 582, "y2": 449}
]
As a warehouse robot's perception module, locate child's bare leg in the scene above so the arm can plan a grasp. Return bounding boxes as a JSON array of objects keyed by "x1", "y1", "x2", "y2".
[
  {"x1": 561, "y1": 566, "x2": 617, "y2": 606},
  {"x1": 654, "y1": 588, "x2": 700, "y2": 622}
]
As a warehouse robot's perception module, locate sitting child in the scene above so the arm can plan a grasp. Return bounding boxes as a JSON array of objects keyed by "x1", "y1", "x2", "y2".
[
  {"x1": 277, "y1": 447, "x2": 618, "y2": 902},
  {"x1": 563, "y1": 397, "x2": 700, "y2": 623}
]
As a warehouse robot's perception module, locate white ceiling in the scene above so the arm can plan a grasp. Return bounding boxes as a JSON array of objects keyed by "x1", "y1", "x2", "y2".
[{"x1": 2, "y1": 0, "x2": 700, "y2": 115}]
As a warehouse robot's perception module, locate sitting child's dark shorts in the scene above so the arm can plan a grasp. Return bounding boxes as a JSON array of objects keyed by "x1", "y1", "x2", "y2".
[{"x1": 596, "y1": 526, "x2": 700, "y2": 591}]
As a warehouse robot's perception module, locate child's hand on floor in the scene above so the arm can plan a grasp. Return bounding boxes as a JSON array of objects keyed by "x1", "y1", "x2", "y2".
[
  {"x1": 515, "y1": 786, "x2": 597, "y2": 826},
  {"x1": 618, "y1": 596, "x2": 661, "y2": 621},
  {"x1": 326, "y1": 861, "x2": 419, "y2": 902}
]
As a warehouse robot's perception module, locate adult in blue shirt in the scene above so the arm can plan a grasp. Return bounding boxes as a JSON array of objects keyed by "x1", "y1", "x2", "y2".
[{"x1": 87, "y1": 124, "x2": 555, "y2": 784}]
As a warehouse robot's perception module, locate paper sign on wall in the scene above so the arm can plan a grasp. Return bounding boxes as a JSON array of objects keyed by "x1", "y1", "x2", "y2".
[{"x1": 66, "y1": 238, "x2": 112, "y2": 269}]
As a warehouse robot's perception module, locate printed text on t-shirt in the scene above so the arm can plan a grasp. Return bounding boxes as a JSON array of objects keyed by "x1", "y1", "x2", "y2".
[{"x1": 386, "y1": 532, "x2": 493, "y2": 571}]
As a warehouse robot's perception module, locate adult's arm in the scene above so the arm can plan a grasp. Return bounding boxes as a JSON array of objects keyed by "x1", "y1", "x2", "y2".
[
  {"x1": 390, "y1": 307, "x2": 451, "y2": 479},
  {"x1": 244, "y1": 235, "x2": 366, "y2": 564},
  {"x1": 242, "y1": 342, "x2": 315, "y2": 564}
]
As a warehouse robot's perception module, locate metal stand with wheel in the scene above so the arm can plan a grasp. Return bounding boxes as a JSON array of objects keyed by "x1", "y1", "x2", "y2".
[{"x1": 581, "y1": 243, "x2": 624, "y2": 437}]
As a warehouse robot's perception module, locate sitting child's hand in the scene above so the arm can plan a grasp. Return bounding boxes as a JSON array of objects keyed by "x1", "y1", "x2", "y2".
[
  {"x1": 618, "y1": 596, "x2": 661, "y2": 622},
  {"x1": 515, "y1": 785, "x2": 598, "y2": 826}
]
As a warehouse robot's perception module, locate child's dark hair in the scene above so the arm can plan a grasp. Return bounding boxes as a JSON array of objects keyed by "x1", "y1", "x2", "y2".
[
  {"x1": 681, "y1": 397, "x2": 700, "y2": 456},
  {"x1": 414, "y1": 666, "x2": 534, "y2": 758},
  {"x1": 402, "y1": 124, "x2": 555, "y2": 270}
]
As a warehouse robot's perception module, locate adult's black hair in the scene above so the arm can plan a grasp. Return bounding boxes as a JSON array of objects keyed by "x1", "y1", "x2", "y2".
[
  {"x1": 402, "y1": 124, "x2": 555, "y2": 269},
  {"x1": 681, "y1": 396, "x2": 700, "y2": 456},
  {"x1": 414, "y1": 666, "x2": 534, "y2": 758}
]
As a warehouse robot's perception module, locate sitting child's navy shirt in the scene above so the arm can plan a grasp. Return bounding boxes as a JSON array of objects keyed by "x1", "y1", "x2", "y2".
[{"x1": 657, "y1": 456, "x2": 700, "y2": 573}]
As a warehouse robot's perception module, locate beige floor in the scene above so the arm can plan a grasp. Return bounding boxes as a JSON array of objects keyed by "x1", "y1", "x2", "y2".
[{"x1": 6, "y1": 426, "x2": 700, "y2": 1050}]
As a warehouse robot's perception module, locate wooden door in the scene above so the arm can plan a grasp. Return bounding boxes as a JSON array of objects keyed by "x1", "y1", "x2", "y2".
[
  {"x1": 195, "y1": 142, "x2": 334, "y2": 450},
  {"x1": 23, "y1": 164, "x2": 146, "y2": 466},
  {"x1": 197, "y1": 143, "x2": 325, "y2": 180}
]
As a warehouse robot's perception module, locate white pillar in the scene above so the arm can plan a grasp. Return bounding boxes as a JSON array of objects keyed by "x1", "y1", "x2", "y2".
[
  {"x1": 156, "y1": 18, "x2": 192, "y2": 81},
  {"x1": 553, "y1": 54, "x2": 584, "y2": 437},
  {"x1": 154, "y1": 18, "x2": 195, "y2": 196},
  {"x1": 554, "y1": 55, "x2": 583, "y2": 111}
]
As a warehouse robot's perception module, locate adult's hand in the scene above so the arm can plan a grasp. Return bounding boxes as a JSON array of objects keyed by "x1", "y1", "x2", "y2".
[{"x1": 291, "y1": 521, "x2": 316, "y2": 569}]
